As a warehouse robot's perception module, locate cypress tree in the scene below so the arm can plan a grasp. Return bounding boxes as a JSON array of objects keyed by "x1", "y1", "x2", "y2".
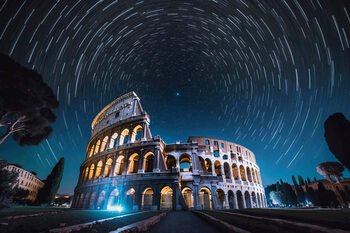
[
  {"x1": 292, "y1": 176, "x2": 298, "y2": 186},
  {"x1": 298, "y1": 175, "x2": 305, "y2": 186},
  {"x1": 35, "y1": 157, "x2": 64, "y2": 205},
  {"x1": 307, "y1": 177, "x2": 312, "y2": 183},
  {"x1": 314, "y1": 177, "x2": 317, "y2": 182}
]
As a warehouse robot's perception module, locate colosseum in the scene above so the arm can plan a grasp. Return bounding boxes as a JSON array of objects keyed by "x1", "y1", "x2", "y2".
[{"x1": 72, "y1": 92, "x2": 267, "y2": 210}]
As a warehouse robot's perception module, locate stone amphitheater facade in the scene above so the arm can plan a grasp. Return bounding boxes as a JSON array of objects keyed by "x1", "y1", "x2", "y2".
[{"x1": 72, "y1": 92, "x2": 267, "y2": 210}]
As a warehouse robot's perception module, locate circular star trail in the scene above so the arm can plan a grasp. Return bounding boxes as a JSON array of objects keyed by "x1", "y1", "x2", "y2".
[{"x1": 1, "y1": 0, "x2": 350, "y2": 193}]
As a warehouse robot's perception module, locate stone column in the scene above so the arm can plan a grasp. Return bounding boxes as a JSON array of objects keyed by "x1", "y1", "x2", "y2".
[
  {"x1": 242, "y1": 193, "x2": 246, "y2": 208},
  {"x1": 138, "y1": 149, "x2": 145, "y2": 173},
  {"x1": 193, "y1": 184, "x2": 201, "y2": 209},
  {"x1": 191, "y1": 152, "x2": 199, "y2": 174},
  {"x1": 141, "y1": 121, "x2": 147, "y2": 141},
  {"x1": 211, "y1": 161, "x2": 216, "y2": 176},
  {"x1": 122, "y1": 155, "x2": 128, "y2": 175},
  {"x1": 233, "y1": 193, "x2": 238, "y2": 209},
  {"x1": 109, "y1": 155, "x2": 117, "y2": 177},
  {"x1": 224, "y1": 193, "x2": 230, "y2": 209},
  {"x1": 221, "y1": 164, "x2": 226, "y2": 183},
  {"x1": 250, "y1": 194, "x2": 254, "y2": 208},
  {"x1": 153, "y1": 146, "x2": 161, "y2": 173}
]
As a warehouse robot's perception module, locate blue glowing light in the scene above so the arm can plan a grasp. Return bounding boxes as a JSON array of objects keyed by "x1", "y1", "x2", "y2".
[{"x1": 107, "y1": 205, "x2": 123, "y2": 212}]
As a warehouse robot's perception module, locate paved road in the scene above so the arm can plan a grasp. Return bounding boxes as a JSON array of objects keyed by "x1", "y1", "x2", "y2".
[{"x1": 147, "y1": 211, "x2": 222, "y2": 233}]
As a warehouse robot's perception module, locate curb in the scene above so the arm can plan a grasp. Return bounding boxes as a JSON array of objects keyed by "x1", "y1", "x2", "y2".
[
  {"x1": 109, "y1": 212, "x2": 167, "y2": 233},
  {"x1": 192, "y1": 211, "x2": 249, "y2": 233}
]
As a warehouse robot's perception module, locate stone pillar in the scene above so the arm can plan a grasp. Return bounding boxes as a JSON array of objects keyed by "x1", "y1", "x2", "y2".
[
  {"x1": 152, "y1": 189, "x2": 160, "y2": 210},
  {"x1": 221, "y1": 164, "x2": 226, "y2": 183},
  {"x1": 92, "y1": 162, "x2": 97, "y2": 180},
  {"x1": 191, "y1": 152, "x2": 199, "y2": 174},
  {"x1": 141, "y1": 121, "x2": 147, "y2": 141},
  {"x1": 233, "y1": 193, "x2": 238, "y2": 209},
  {"x1": 122, "y1": 155, "x2": 128, "y2": 175},
  {"x1": 211, "y1": 161, "x2": 216, "y2": 176},
  {"x1": 193, "y1": 184, "x2": 201, "y2": 209},
  {"x1": 138, "y1": 149, "x2": 145, "y2": 173},
  {"x1": 153, "y1": 146, "x2": 161, "y2": 173},
  {"x1": 224, "y1": 193, "x2": 230, "y2": 209},
  {"x1": 250, "y1": 194, "x2": 254, "y2": 208},
  {"x1": 242, "y1": 193, "x2": 246, "y2": 208},
  {"x1": 109, "y1": 156, "x2": 117, "y2": 177},
  {"x1": 100, "y1": 159, "x2": 106, "y2": 178}
]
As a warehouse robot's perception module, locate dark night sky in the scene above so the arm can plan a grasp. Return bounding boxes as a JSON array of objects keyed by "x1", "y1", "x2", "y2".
[{"x1": 1, "y1": 0, "x2": 350, "y2": 194}]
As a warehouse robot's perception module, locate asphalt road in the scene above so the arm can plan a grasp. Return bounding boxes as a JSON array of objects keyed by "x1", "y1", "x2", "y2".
[{"x1": 147, "y1": 211, "x2": 223, "y2": 233}]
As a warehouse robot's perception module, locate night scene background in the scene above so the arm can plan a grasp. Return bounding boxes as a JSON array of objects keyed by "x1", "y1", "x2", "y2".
[{"x1": 0, "y1": 0, "x2": 350, "y2": 195}]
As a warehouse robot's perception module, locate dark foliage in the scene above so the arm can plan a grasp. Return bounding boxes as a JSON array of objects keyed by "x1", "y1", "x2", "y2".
[
  {"x1": 0, "y1": 160, "x2": 19, "y2": 208},
  {"x1": 12, "y1": 188, "x2": 30, "y2": 204},
  {"x1": 35, "y1": 158, "x2": 64, "y2": 205},
  {"x1": 324, "y1": 112, "x2": 350, "y2": 171},
  {"x1": 0, "y1": 53, "x2": 58, "y2": 146}
]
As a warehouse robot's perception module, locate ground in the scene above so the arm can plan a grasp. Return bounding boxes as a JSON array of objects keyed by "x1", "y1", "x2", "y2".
[{"x1": 1, "y1": 207, "x2": 350, "y2": 233}]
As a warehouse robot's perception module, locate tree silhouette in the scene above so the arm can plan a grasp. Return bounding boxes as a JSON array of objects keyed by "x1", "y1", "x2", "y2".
[
  {"x1": 35, "y1": 157, "x2": 64, "y2": 205},
  {"x1": 324, "y1": 113, "x2": 350, "y2": 171},
  {"x1": 0, "y1": 54, "x2": 58, "y2": 145},
  {"x1": 316, "y1": 161, "x2": 344, "y2": 182}
]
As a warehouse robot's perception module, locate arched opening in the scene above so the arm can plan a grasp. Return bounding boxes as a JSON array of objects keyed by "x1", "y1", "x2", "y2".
[
  {"x1": 125, "y1": 188, "x2": 136, "y2": 210},
  {"x1": 179, "y1": 154, "x2": 192, "y2": 172},
  {"x1": 228, "y1": 190, "x2": 235, "y2": 209},
  {"x1": 77, "y1": 193, "x2": 84, "y2": 208},
  {"x1": 119, "y1": 129, "x2": 130, "y2": 145},
  {"x1": 100, "y1": 136, "x2": 109, "y2": 152},
  {"x1": 166, "y1": 155, "x2": 176, "y2": 170},
  {"x1": 199, "y1": 187, "x2": 212, "y2": 209},
  {"x1": 240, "y1": 165, "x2": 246, "y2": 181},
  {"x1": 83, "y1": 192, "x2": 91, "y2": 208},
  {"x1": 182, "y1": 187, "x2": 194, "y2": 208},
  {"x1": 217, "y1": 189, "x2": 225, "y2": 209},
  {"x1": 88, "y1": 164, "x2": 95, "y2": 180},
  {"x1": 131, "y1": 125, "x2": 143, "y2": 142},
  {"x1": 84, "y1": 167, "x2": 89, "y2": 181},
  {"x1": 88, "y1": 145, "x2": 94, "y2": 157},
  {"x1": 144, "y1": 152, "x2": 154, "y2": 172},
  {"x1": 224, "y1": 162, "x2": 231, "y2": 179},
  {"x1": 198, "y1": 156, "x2": 206, "y2": 171},
  {"x1": 251, "y1": 169, "x2": 256, "y2": 183},
  {"x1": 245, "y1": 191, "x2": 252, "y2": 208},
  {"x1": 246, "y1": 167, "x2": 252, "y2": 182},
  {"x1": 214, "y1": 161, "x2": 222, "y2": 176},
  {"x1": 251, "y1": 192, "x2": 257, "y2": 208},
  {"x1": 223, "y1": 154, "x2": 228, "y2": 160},
  {"x1": 94, "y1": 140, "x2": 101, "y2": 155},
  {"x1": 160, "y1": 186, "x2": 173, "y2": 210},
  {"x1": 237, "y1": 190, "x2": 244, "y2": 209},
  {"x1": 96, "y1": 190, "x2": 105, "y2": 209},
  {"x1": 107, "y1": 189, "x2": 119, "y2": 208},
  {"x1": 115, "y1": 156, "x2": 124, "y2": 175},
  {"x1": 205, "y1": 159, "x2": 212, "y2": 172},
  {"x1": 141, "y1": 187, "x2": 154, "y2": 210},
  {"x1": 103, "y1": 158, "x2": 113, "y2": 177},
  {"x1": 89, "y1": 192, "x2": 97, "y2": 208},
  {"x1": 95, "y1": 160, "x2": 103, "y2": 178},
  {"x1": 109, "y1": 133, "x2": 118, "y2": 149},
  {"x1": 127, "y1": 153, "x2": 139, "y2": 174},
  {"x1": 232, "y1": 164, "x2": 239, "y2": 180}
]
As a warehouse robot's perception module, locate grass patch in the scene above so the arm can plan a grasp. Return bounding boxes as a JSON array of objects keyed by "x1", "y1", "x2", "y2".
[
  {"x1": 223, "y1": 208, "x2": 350, "y2": 231},
  {"x1": 72, "y1": 211, "x2": 161, "y2": 233},
  {"x1": 201, "y1": 211, "x2": 297, "y2": 233},
  {"x1": 0, "y1": 209, "x2": 142, "y2": 233}
]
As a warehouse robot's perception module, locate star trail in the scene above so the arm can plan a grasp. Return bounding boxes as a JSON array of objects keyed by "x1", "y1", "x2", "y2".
[{"x1": 0, "y1": 0, "x2": 350, "y2": 194}]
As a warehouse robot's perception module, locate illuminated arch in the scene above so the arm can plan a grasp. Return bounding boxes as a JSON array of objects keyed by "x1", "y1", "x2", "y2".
[
  {"x1": 239, "y1": 165, "x2": 246, "y2": 181},
  {"x1": 103, "y1": 158, "x2": 113, "y2": 177},
  {"x1": 244, "y1": 191, "x2": 252, "y2": 208},
  {"x1": 127, "y1": 153, "x2": 140, "y2": 174},
  {"x1": 160, "y1": 186, "x2": 173, "y2": 210},
  {"x1": 88, "y1": 145, "x2": 94, "y2": 157},
  {"x1": 107, "y1": 189, "x2": 119, "y2": 208},
  {"x1": 144, "y1": 152, "x2": 154, "y2": 172},
  {"x1": 119, "y1": 129, "x2": 130, "y2": 145},
  {"x1": 179, "y1": 154, "x2": 192, "y2": 172},
  {"x1": 125, "y1": 188, "x2": 136, "y2": 210},
  {"x1": 214, "y1": 160, "x2": 222, "y2": 176},
  {"x1": 246, "y1": 167, "x2": 252, "y2": 182},
  {"x1": 252, "y1": 169, "x2": 257, "y2": 183},
  {"x1": 94, "y1": 140, "x2": 101, "y2": 155},
  {"x1": 199, "y1": 187, "x2": 212, "y2": 209},
  {"x1": 96, "y1": 190, "x2": 105, "y2": 209},
  {"x1": 100, "y1": 136, "x2": 109, "y2": 152},
  {"x1": 217, "y1": 189, "x2": 225, "y2": 208},
  {"x1": 130, "y1": 125, "x2": 143, "y2": 142},
  {"x1": 115, "y1": 156, "x2": 125, "y2": 175},
  {"x1": 182, "y1": 187, "x2": 194, "y2": 208},
  {"x1": 83, "y1": 167, "x2": 89, "y2": 181},
  {"x1": 232, "y1": 164, "x2": 239, "y2": 180},
  {"x1": 205, "y1": 158, "x2": 212, "y2": 172},
  {"x1": 141, "y1": 187, "x2": 154, "y2": 210},
  {"x1": 251, "y1": 192, "x2": 257, "y2": 208},
  {"x1": 95, "y1": 160, "x2": 103, "y2": 178},
  {"x1": 166, "y1": 155, "x2": 176, "y2": 170},
  {"x1": 88, "y1": 164, "x2": 95, "y2": 180},
  {"x1": 109, "y1": 133, "x2": 118, "y2": 149}
]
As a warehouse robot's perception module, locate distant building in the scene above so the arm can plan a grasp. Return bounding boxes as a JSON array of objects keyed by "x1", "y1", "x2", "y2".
[
  {"x1": 54, "y1": 194, "x2": 73, "y2": 207},
  {"x1": 73, "y1": 92, "x2": 266, "y2": 210},
  {"x1": 3, "y1": 163, "x2": 44, "y2": 201}
]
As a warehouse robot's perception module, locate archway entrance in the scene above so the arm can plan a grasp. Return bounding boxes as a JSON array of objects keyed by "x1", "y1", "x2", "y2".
[
  {"x1": 245, "y1": 191, "x2": 252, "y2": 208},
  {"x1": 217, "y1": 189, "x2": 225, "y2": 209},
  {"x1": 142, "y1": 187, "x2": 154, "y2": 210},
  {"x1": 182, "y1": 187, "x2": 194, "y2": 208},
  {"x1": 251, "y1": 192, "x2": 257, "y2": 208},
  {"x1": 160, "y1": 186, "x2": 173, "y2": 210},
  {"x1": 199, "y1": 187, "x2": 212, "y2": 209},
  {"x1": 107, "y1": 189, "x2": 120, "y2": 208},
  {"x1": 228, "y1": 190, "x2": 235, "y2": 209},
  {"x1": 237, "y1": 190, "x2": 244, "y2": 209},
  {"x1": 96, "y1": 190, "x2": 105, "y2": 209},
  {"x1": 126, "y1": 188, "x2": 136, "y2": 210}
]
